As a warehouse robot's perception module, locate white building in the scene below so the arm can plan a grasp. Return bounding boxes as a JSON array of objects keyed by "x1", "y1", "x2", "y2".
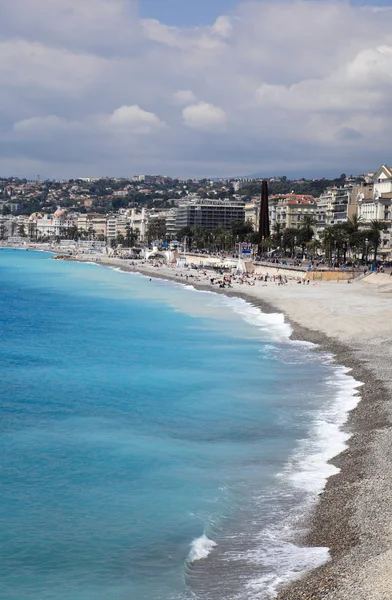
[
  {"x1": 129, "y1": 208, "x2": 147, "y2": 242},
  {"x1": 316, "y1": 187, "x2": 352, "y2": 230},
  {"x1": 357, "y1": 165, "x2": 392, "y2": 257},
  {"x1": 35, "y1": 209, "x2": 75, "y2": 239}
]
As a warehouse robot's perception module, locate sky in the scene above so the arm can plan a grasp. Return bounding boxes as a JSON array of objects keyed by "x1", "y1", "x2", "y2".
[{"x1": 1, "y1": 0, "x2": 392, "y2": 179}]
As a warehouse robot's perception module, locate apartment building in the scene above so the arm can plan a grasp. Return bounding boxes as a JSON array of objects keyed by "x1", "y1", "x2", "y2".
[
  {"x1": 274, "y1": 196, "x2": 319, "y2": 230},
  {"x1": 316, "y1": 187, "x2": 351, "y2": 231},
  {"x1": 174, "y1": 198, "x2": 245, "y2": 231},
  {"x1": 357, "y1": 165, "x2": 392, "y2": 258}
]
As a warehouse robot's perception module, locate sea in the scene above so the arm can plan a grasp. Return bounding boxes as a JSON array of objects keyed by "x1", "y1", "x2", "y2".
[{"x1": 0, "y1": 249, "x2": 361, "y2": 600}]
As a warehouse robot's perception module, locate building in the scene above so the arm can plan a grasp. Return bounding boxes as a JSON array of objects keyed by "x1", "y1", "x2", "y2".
[
  {"x1": 244, "y1": 195, "x2": 278, "y2": 232},
  {"x1": 316, "y1": 187, "x2": 352, "y2": 231},
  {"x1": 357, "y1": 165, "x2": 392, "y2": 258},
  {"x1": 174, "y1": 198, "x2": 245, "y2": 231},
  {"x1": 35, "y1": 209, "x2": 75, "y2": 239},
  {"x1": 350, "y1": 182, "x2": 373, "y2": 220},
  {"x1": 77, "y1": 213, "x2": 106, "y2": 238},
  {"x1": 165, "y1": 208, "x2": 178, "y2": 239},
  {"x1": 275, "y1": 196, "x2": 319, "y2": 230},
  {"x1": 128, "y1": 208, "x2": 147, "y2": 242},
  {"x1": 231, "y1": 178, "x2": 256, "y2": 192}
]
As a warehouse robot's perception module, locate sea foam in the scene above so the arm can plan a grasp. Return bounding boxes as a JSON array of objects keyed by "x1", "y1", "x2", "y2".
[
  {"x1": 244, "y1": 365, "x2": 363, "y2": 598},
  {"x1": 188, "y1": 534, "x2": 217, "y2": 563},
  {"x1": 221, "y1": 296, "x2": 292, "y2": 342}
]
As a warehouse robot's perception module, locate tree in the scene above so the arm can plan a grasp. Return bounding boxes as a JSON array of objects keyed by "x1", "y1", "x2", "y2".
[
  {"x1": 125, "y1": 224, "x2": 138, "y2": 247},
  {"x1": 146, "y1": 219, "x2": 166, "y2": 243},
  {"x1": 369, "y1": 220, "x2": 384, "y2": 261},
  {"x1": 321, "y1": 224, "x2": 348, "y2": 265},
  {"x1": 116, "y1": 233, "x2": 125, "y2": 246},
  {"x1": 66, "y1": 225, "x2": 79, "y2": 241},
  {"x1": 345, "y1": 215, "x2": 362, "y2": 259},
  {"x1": 297, "y1": 215, "x2": 316, "y2": 256},
  {"x1": 320, "y1": 226, "x2": 335, "y2": 265},
  {"x1": 331, "y1": 224, "x2": 348, "y2": 264},
  {"x1": 282, "y1": 228, "x2": 297, "y2": 257},
  {"x1": 212, "y1": 224, "x2": 231, "y2": 252}
]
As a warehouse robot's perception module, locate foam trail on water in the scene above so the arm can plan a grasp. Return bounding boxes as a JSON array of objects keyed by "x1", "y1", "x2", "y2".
[
  {"x1": 283, "y1": 365, "x2": 363, "y2": 493},
  {"x1": 221, "y1": 296, "x2": 292, "y2": 342},
  {"x1": 246, "y1": 536, "x2": 329, "y2": 599},
  {"x1": 245, "y1": 365, "x2": 363, "y2": 598},
  {"x1": 188, "y1": 534, "x2": 217, "y2": 563}
]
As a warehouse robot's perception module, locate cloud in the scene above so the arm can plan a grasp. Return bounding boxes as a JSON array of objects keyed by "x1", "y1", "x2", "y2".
[
  {"x1": 173, "y1": 90, "x2": 198, "y2": 105},
  {"x1": 2, "y1": 0, "x2": 392, "y2": 177},
  {"x1": 13, "y1": 105, "x2": 165, "y2": 138},
  {"x1": 182, "y1": 102, "x2": 227, "y2": 131},
  {"x1": 105, "y1": 105, "x2": 165, "y2": 133},
  {"x1": 13, "y1": 116, "x2": 76, "y2": 136}
]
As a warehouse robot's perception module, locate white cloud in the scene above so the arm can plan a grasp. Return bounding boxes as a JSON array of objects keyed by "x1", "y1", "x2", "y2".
[
  {"x1": 13, "y1": 105, "x2": 165, "y2": 138},
  {"x1": 182, "y1": 102, "x2": 227, "y2": 131},
  {"x1": 211, "y1": 16, "x2": 233, "y2": 39},
  {"x1": 2, "y1": 1, "x2": 392, "y2": 177},
  {"x1": 173, "y1": 90, "x2": 198, "y2": 105},
  {"x1": 105, "y1": 105, "x2": 165, "y2": 133}
]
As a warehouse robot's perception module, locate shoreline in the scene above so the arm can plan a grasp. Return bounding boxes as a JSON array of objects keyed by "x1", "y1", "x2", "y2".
[
  {"x1": 64, "y1": 254, "x2": 392, "y2": 599},
  {"x1": 5, "y1": 247, "x2": 392, "y2": 598}
]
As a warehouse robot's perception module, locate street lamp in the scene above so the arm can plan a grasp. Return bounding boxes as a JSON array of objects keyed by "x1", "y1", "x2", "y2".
[{"x1": 365, "y1": 236, "x2": 369, "y2": 265}]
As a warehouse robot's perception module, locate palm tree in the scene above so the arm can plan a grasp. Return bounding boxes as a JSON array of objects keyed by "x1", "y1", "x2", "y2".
[
  {"x1": 282, "y1": 228, "x2": 297, "y2": 257},
  {"x1": 332, "y1": 224, "x2": 348, "y2": 264},
  {"x1": 297, "y1": 215, "x2": 317, "y2": 257},
  {"x1": 346, "y1": 214, "x2": 362, "y2": 234},
  {"x1": 307, "y1": 238, "x2": 321, "y2": 260},
  {"x1": 300, "y1": 215, "x2": 317, "y2": 239},
  {"x1": 320, "y1": 226, "x2": 335, "y2": 265},
  {"x1": 345, "y1": 215, "x2": 362, "y2": 260},
  {"x1": 271, "y1": 222, "x2": 282, "y2": 249},
  {"x1": 369, "y1": 220, "x2": 384, "y2": 261},
  {"x1": 191, "y1": 225, "x2": 207, "y2": 250}
]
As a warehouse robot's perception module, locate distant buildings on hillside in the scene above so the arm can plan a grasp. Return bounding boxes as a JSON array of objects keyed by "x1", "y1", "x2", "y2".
[{"x1": 2, "y1": 165, "x2": 392, "y2": 260}]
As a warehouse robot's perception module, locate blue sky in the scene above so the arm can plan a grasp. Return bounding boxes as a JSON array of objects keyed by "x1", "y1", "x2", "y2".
[
  {"x1": 139, "y1": 0, "x2": 392, "y2": 26},
  {"x1": 139, "y1": 0, "x2": 239, "y2": 26}
]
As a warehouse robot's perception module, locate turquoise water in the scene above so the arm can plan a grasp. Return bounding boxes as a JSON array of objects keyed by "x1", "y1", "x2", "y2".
[{"x1": 0, "y1": 250, "x2": 360, "y2": 599}]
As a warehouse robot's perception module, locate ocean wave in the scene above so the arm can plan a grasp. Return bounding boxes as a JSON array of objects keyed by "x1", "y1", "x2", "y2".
[
  {"x1": 243, "y1": 365, "x2": 363, "y2": 598},
  {"x1": 188, "y1": 534, "x2": 217, "y2": 563},
  {"x1": 245, "y1": 534, "x2": 329, "y2": 599},
  {"x1": 220, "y1": 296, "x2": 292, "y2": 342},
  {"x1": 281, "y1": 365, "x2": 363, "y2": 493}
]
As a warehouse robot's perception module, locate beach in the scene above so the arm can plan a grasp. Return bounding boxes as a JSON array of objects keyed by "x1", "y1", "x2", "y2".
[{"x1": 63, "y1": 253, "x2": 392, "y2": 599}]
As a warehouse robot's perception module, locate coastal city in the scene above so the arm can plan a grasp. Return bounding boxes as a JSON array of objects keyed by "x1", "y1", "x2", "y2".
[
  {"x1": 4, "y1": 0, "x2": 392, "y2": 598},
  {"x1": 1, "y1": 165, "x2": 391, "y2": 266}
]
